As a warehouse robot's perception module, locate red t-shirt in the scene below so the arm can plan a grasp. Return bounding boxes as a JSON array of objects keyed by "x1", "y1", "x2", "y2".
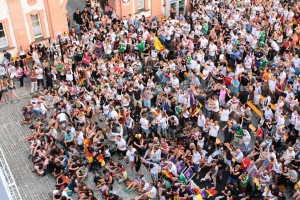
[
  {"x1": 241, "y1": 157, "x2": 251, "y2": 171},
  {"x1": 224, "y1": 77, "x2": 232, "y2": 86}
]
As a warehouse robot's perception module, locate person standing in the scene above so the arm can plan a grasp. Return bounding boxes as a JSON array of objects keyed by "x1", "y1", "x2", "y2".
[
  {"x1": 211, "y1": 160, "x2": 219, "y2": 189},
  {"x1": 45, "y1": 71, "x2": 54, "y2": 89},
  {"x1": 30, "y1": 68, "x2": 38, "y2": 94},
  {"x1": 35, "y1": 65, "x2": 44, "y2": 90},
  {"x1": 239, "y1": 172, "x2": 249, "y2": 198},
  {"x1": 6, "y1": 79, "x2": 20, "y2": 102}
]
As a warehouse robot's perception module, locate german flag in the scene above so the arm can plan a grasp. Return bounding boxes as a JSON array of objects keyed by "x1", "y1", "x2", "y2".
[{"x1": 84, "y1": 138, "x2": 93, "y2": 163}]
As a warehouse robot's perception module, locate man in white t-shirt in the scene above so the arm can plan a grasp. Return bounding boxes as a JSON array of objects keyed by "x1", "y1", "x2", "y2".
[
  {"x1": 219, "y1": 107, "x2": 231, "y2": 128},
  {"x1": 115, "y1": 135, "x2": 126, "y2": 159},
  {"x1": 57, "y1": 112, "x2": 67, "y2": 130},
  {"x1": 35, "y1": 65, "x2": 44, "y2": 90},
  {"x1": 170, "y1": 73, "x2": 179, "y2": 89},
  {"x1": 202, "y1": 65, "x2": 210, "y2": 87},
  {"x1": 140, "y1": 113, "x2": 150, "y2": 136},
  {"x1": 208, "y1": 41, "x2": 217, "y2": 61},
  {"x1": 75, "y1": 128, "x2": 84, "y2": 150},
  {"x1": 125, "y1": 146, "x2": 136, "y2": 174},
  {"x1": 199, "y1": 35, "x2": 208, "y2": 50},
  {"x1": 209, "y1": 121, "x2": 219, "y2": 145}
]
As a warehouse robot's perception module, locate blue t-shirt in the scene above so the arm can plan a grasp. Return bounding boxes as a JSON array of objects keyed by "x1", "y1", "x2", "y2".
[
  {"x1": 64, "y1": 133, "x2": 74, "y2": 141},
  {"x1": 232, "y1": 80, "x2": 240, "y2": 93}
]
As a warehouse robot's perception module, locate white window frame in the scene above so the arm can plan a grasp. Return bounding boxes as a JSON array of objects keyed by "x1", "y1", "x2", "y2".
[
  {"x1": 0, "y1": 23, "x2": 8, "y2": 48},
  {"x1": 31, "y1": 14, "x2": 43, "y2": 39},
  {"x1": 137, "y1": 0, "x2": 145, "y2": 10}
]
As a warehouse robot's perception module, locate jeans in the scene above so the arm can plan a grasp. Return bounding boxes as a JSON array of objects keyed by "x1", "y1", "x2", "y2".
[
  {"x1": 37, "y1": 79, "x2": 44, "y2": 89},
  {"x1": 31, "y1": 81, "x2": 37, "y2": 93},
  {"x1": 143, "y1": 99, "x2": 151, "y2": 108},
  {"x1": 18, "y1": 77, "x2": 24, "y2": 87},
  {"x1": 207, "y1": 54, "x2": 215, "y2": 62},
  {"x1": 24, "y1": 76, "x2": 30, "y2": 85}
]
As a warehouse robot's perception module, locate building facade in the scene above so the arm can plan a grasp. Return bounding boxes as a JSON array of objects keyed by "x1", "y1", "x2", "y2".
[
  {"x1": 0, "y1": 0, "x2": 69, "y2": 60},
  {"x1": 108, "y1": 0, "x2": 191, "y2": 20}
]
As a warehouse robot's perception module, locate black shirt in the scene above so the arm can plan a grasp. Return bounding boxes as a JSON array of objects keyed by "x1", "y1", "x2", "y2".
[
  {"x1": 73, "y1": 12, "x2": 83, "y2": 24},
  {"x1": 53, "y1": 165, "x2": 63, "y2": 174},
  {"x1": 46, "y1": 73, "x2": 53, "y2": 83},
  {"x1": 269, "y1": 185, "x2": 279, "y2": 197},
  {"x1": 254, "y1": 51, "x2": 264, "y2": 60},
  {"x1": 239, "y1": 91, "x2": 250, "y2": 104},
  {"x1": 179, "y1": 188, "x2": 192, "y2": 197},
  {"x1": 240, "y1": 76, "x2": 250, "y2": 86},
  {"x1": 236, "y1": 57, "x2": 244, "y2": 64},
  {"x1": 133, "y1": 89, "x2": 141, "y2": 100}
]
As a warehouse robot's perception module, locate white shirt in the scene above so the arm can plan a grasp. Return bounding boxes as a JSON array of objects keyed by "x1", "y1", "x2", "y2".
[
  {"x1": 264, "y1": 109, "x2": 273, "y2": 120},
  {"x1": 115, "y1": 138, "x2": 126, "y2": 151},
  {"x1": 271, "y1": 41, "x2": 280, "y2": 51},
  {"x1": 197, "y1": 114, "x2": 205, "y2": 127},
  {"x1": 193, "y1": 151, "x2": 201, "y2": 164},
  {"x1": 126, "y1": 148, "x2": 136, "y2": 161},
  {"x1": 140, "y1": 118, "x2": 149, "y2": 129},
  {"x1": 200, "y1": 37, "x2": 208, "y2": 48},
  {"x1": 76, "y1": 131, "x2": 84, "y2": 145},
  {"x1": 259, "y1": 172, "x2": 270, "y2": 186},
  {"x1": 208, "y1": 44, "x2": 217, "y2": 56},
  {"x1": 170, "y1": 77, "x2": 179, "y2": 88},
  {"x1": 110, "y1": 110, "x2": 118, "y2": 119},
  {"x1": 202, "y1": 69, "x2": 209, "y2": 80},
  {"x1": 220, "y1": 109, "x2": 230, "y2": 121},
  {"x1": 243, "y1": 130, "x2": 251, "y2": 145},
  {"x1": 35, "y1": 68, "x2": 43, "y2": 79},
  {"x1": 57, "y1": 112, "x2": 67, "y2": 122},
  {"x1": 209, "y1": 124, "x2": 219, "y2": 137}
]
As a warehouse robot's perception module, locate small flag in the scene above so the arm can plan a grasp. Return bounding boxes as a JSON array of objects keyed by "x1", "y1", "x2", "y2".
[{"x1": 154, "y1": 37, "x2": 165, "y2": 51}]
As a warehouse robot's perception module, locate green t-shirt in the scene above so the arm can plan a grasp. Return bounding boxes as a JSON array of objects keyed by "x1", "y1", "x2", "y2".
[
  {"x1": 239, "y1": 175, "x2": 249, "y2": 187},
  {"x1": 259, "y1": 31, "x2": 266, "y2": 42},
  {"x1": 175, "y1": 106, "x2": 183, "y2": 116},
  {"x1": 57, "y1": 65, "x2": 66, "y2": 75},
  {"x1": 202, "y1": 23, "x2": 209, "y2": 35},
  {"x1": 261, "y1": 58, "x2": 268, "y2": 69},
  {"x1": 235, "y1": 40, "x2": 240, "y2": 47},
  {"x1": 136, "y1": 41, "x2": 145, "y2": 53},
  {"x1": 119, "y1": 43, "x2": 127, "y2": 53},
  {"x1": 234, "y1": 125, "x2": 243, "y2": 139}
]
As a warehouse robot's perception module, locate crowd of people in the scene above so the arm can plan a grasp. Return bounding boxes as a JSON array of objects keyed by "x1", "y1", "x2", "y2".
[{"x1": 2, "y1": 0, "x2": 300, "y2": 199}]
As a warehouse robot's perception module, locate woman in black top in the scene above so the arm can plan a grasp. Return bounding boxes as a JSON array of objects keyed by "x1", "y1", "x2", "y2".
[
  {"x1": 134, "y1": 151, "x2": 141, "y2": 174},
  {"x1": 178, "y1": 185, "x2": 193, "y2": 200}
]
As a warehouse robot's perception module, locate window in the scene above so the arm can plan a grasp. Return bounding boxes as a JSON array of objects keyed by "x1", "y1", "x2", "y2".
[
  {"x1": 0, "y1": 23, "x2": 8, "y2": 48},
  {"x1": 137, "y1": 0, "x2": 145, "y2": 11},
  {"x1": 31, "y1": 14, "x2": 43, "y2": 39}
]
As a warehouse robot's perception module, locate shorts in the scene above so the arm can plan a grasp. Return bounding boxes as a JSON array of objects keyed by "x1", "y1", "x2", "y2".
[
  {"x1": 20, "y1": 55, "x2": 26, "y2": 59},
  {"x1": 117, "y1": 149, "x2": 126, "y2": 157},
  {"x1": 142, "y1": 128, "x2": 150, "y2": 135},
  {"x1": 228, "y1": 176, "x2": 237, "y2": 183},
  {"x1": 59, "y1": 120, "x2": 66, "y2": 125},
  {"x1": 151, "y1": 172, "x2": 159, "y2": 182},
  {"x1": 233, "y1": 137, "x2": 243, "y2": 145},
  {"x1": 209, "y1": 136, "x2": 217, "y2": 142},
  {"x1": 33, "y1": 110, "x2": 41, "y2": 116},
  {"x1": 194, "y1": 163, "x2": 200, "y2": 171},
  {"x1": 262, "y1": 159, "x2": 270, "y2": 167},
  {"x1": 218, "y1": 169, "x2": 223, "y2": 177}
]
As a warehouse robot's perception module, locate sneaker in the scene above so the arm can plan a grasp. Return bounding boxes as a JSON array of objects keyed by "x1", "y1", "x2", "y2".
[
  {"x1": 200, "y1": 178, "x2": 205, "y2": 182},
  {"x1": 118, "y1": 178, "x2": 124, "y2": 183},
  {"x1": 238, "y1": 194, "x2": 243, "y2": 197},
  {"x1": 28, "y1": 155, "x2": 32, "y2": 159},
  {"x1": 126, "y1": 160, "x2": 129, "y2": 164}
]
